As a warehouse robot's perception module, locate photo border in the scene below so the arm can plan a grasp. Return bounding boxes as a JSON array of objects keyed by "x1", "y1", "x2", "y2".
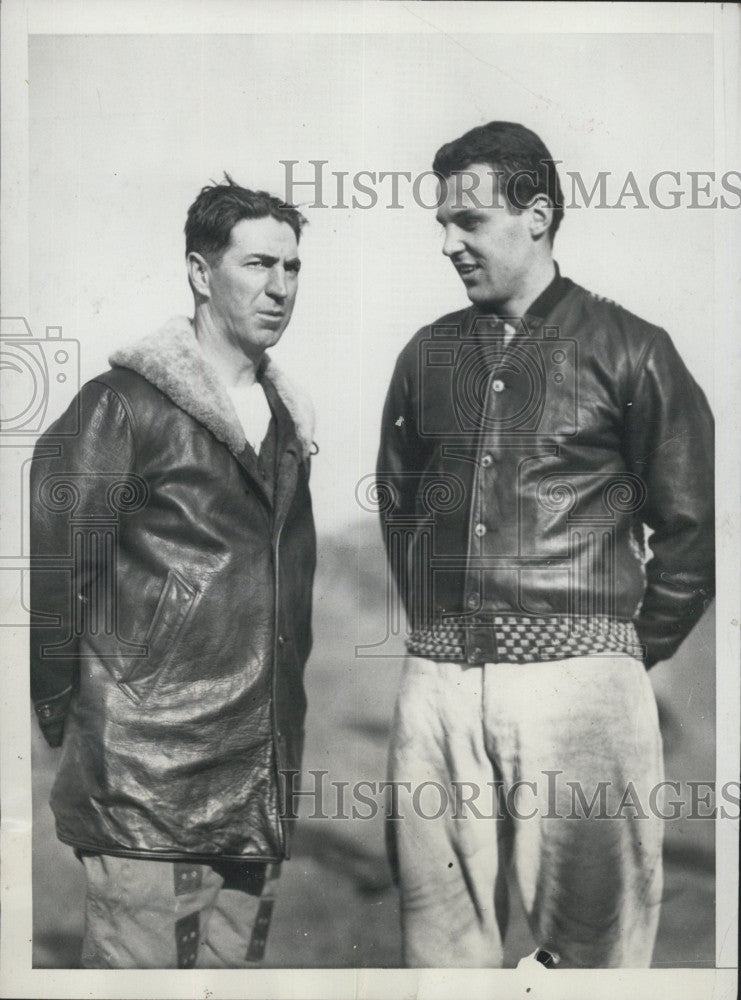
[{"x1": 1, "y1": 3, "x2": 738, "y2": 998}]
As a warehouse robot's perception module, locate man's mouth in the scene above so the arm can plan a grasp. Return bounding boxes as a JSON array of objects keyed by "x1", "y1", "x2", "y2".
[{"x1": 455, "y1": 263, "x2": 478, "y2": 277}]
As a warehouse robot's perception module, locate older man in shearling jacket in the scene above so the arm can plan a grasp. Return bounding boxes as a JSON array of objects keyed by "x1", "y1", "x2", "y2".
[{"x1": 30, "y1": 177, "x2": 316, "y2": 968}]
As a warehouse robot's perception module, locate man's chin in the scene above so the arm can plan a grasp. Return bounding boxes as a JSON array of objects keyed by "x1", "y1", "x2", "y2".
[
  {"x1": 247, "y1": 324, "x2": 288, "y2": 351},
  {"x1": 464, "y1": 286, "x2": 500, "y2": 311}
]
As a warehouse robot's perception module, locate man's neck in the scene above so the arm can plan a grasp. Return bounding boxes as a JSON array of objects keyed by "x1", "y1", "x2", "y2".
[
  {"x1": 480, "y1": 256, "x2": 557, "y2": 319},
  {"x1": 193, "y1": 309, "x2": 261, "y2": 389}
]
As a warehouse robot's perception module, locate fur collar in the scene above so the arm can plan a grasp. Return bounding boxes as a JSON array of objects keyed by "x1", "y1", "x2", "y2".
[{"x1": 109, "y1": 316, "x2": 315, "y2": 459}]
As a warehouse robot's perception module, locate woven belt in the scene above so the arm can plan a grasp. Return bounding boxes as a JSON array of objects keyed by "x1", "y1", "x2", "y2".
[{"x1": 406, "y1": 615, "x2": 642, "y2": 664}]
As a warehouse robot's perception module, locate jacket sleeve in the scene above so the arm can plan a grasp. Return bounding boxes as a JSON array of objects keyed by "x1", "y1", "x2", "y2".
[
  {"x1": 30, "y1": 380, "x2": 136, "y2": 746},
  {"x1": 624, "y1": 329, "x2": 715, "y2": 667},
  {"x1": 375, "y1": 345, "x2": 431, "y2": 612}
]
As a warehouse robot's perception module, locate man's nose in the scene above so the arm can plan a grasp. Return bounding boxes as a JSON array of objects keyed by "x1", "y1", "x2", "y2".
[
  {"x1": 266, "y1": 266, "x2": 287, "y2": 300},
  {"x1": 442, "y1": 226, "x2": 465, "y2": 258}
]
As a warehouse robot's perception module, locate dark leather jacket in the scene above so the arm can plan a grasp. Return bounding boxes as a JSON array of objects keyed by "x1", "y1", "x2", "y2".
[
  {"x1": 30, "y1": 317, "x2": 316, "y2": 862},
  {"x1": 377, "y1": 270, "x2": 714, "y2": 667}
]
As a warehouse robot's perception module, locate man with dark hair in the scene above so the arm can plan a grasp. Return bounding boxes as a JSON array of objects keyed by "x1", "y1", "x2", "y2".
[
  {"x1": 377, "y1": 122, "x2": 714, "y2": 967},
  {"x1": 185, "y1": 173, "x2": 306, "y2": 257},
  {"x1": 432, "y1": 119, "x2": 565, "y2": 240},
  {"x1": 31, "y1": 176, "x2": 316, "y2": 968}
]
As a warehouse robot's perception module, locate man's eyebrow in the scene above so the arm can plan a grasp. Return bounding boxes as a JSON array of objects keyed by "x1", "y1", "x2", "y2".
[
  {"x1": 243, "y1": 252, "x2": 279, "y2": 264},
  {"x1": 242, "y1": 253, "x2": 301, "y2": 268}
]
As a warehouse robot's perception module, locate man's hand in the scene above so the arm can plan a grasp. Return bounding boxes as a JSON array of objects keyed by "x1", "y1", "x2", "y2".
[{"x1": 33, "y1": 687, "x2": 72, "y2": 748}]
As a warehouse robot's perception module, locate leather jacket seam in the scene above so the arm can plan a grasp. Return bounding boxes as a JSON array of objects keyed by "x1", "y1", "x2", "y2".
[
  {"x1": 623, "y1": 329, "x2": 662, "y2": 407},
  {"x1": 89, "y1": 376, "x2": 139, "y2": 468}
]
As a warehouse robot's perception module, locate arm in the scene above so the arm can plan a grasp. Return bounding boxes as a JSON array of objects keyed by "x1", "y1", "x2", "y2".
[
  {"x1": 375, "y1": 346, "x2": 431, "y2": 612},
  {"x1": 624, "y1": 329, "x2": 715, "y2": 666},
  {"x1": 30, "y1": 380, "x2": 136, "y2": 745}
]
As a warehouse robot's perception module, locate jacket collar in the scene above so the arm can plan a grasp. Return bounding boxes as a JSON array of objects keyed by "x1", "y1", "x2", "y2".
[
  {"x1": 109, "y1": 316, "x2": 314, "y2": 460},
  {"x1": 522, "y1": 261, "x2": 574, "y2": 325}
]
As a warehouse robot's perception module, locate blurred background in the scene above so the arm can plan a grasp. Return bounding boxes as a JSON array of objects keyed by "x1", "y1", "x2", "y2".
[{"x1": 21, "y1": 14, "x2": 719, "y2": 970}]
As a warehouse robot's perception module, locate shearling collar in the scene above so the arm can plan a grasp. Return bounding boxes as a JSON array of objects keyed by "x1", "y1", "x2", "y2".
[{"x1": 109, "y1": 316, "x2": 315, "y2": 459}]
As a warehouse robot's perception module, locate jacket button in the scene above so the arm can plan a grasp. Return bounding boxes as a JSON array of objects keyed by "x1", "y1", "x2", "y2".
[
  {"x1": 466, "y1": 592, "x2": 479, "y2": 609},
  {"x1": 474, "y1": 523, "x2": 487, "y2": 537},
  {"x1": 277, "y1": 634, "x2": 286, "y2": 645},
  {"x1": 492, "y1": 379, "x2": 505, "y2": 393},
  {"x1": 481, "y1": 454, "x2": 493, "y2": 468}
]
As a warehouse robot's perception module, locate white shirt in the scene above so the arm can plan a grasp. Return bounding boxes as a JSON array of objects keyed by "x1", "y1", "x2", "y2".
[{"x1": 227, "y1": 381, "x2": 273, "y2": 454}]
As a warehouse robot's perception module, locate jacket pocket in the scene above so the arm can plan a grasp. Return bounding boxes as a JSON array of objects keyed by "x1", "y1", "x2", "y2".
[{"x1": 118, "y1": 570, "x2": 199, "y2": 704}]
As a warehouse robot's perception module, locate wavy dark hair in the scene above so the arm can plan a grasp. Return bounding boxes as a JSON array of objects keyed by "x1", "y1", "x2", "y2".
[
  {"x1": 433, "y1": 121, "x2": 564, "y2": 240},
  {"x1": 185, "y1": 173, "x2": 307, "y2": 263}
]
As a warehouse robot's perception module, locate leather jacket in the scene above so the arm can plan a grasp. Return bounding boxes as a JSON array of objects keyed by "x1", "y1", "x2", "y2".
[
  {"x1": 376, "y1": 270, "x2": 714, "y2": 667},
  {"x1": 30, "y1": 317, "x2": 316, "y2": 862}
]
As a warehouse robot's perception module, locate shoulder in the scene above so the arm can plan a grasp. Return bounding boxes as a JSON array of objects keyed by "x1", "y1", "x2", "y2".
[
  {"x1": 31, "y1": 372, "x2": 146, "y2": 474},
  {"x1": 558, "y1": 281, "x2": 666, "y2": 355},
  {"x1": 91, "y1": 366, "x2": 173, "y2": 412},
  {"x1": 38, "y1": 367, "x2": 179, "y2": 451},
  {"x1": 90, "y1": 366, "x2": 181, "y2": 434},
  {"x1": 393, "y1": 305, "x2": 474, "y2": 372},
  {"x1": 35, "y1": 371, "x2": 131, "y2": 442}
]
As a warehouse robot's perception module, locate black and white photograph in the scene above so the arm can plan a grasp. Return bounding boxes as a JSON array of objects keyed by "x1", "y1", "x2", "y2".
[{"x1": 0, "y1": 2, "x2": 738, "y2": 998}]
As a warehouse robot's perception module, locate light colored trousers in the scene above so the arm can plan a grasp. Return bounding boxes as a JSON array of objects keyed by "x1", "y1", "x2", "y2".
[
  {"x1": 80, "y1": 853, "x2": 280, "y2": 968},
  {"x1": 387, "y1": 654, "x2": 665, "y2": 968}
]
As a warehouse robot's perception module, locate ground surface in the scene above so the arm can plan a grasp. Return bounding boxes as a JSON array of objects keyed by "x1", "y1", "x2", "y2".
[{"x1": 32, "y1": 523, "x2": 716, "y2": 968}]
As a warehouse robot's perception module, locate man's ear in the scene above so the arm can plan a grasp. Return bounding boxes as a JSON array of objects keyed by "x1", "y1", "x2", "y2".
[
  {"x1": 528, "y1": 194, "x2": 553, "y2": 240},
  {"x1": 187, "y1": 252, "x2": 211, "y2": 298}
]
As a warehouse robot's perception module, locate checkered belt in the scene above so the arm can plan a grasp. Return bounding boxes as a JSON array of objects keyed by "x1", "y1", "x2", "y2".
[{"x1": 406, "y1": 615, "x2": 643, "y2": 663}]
